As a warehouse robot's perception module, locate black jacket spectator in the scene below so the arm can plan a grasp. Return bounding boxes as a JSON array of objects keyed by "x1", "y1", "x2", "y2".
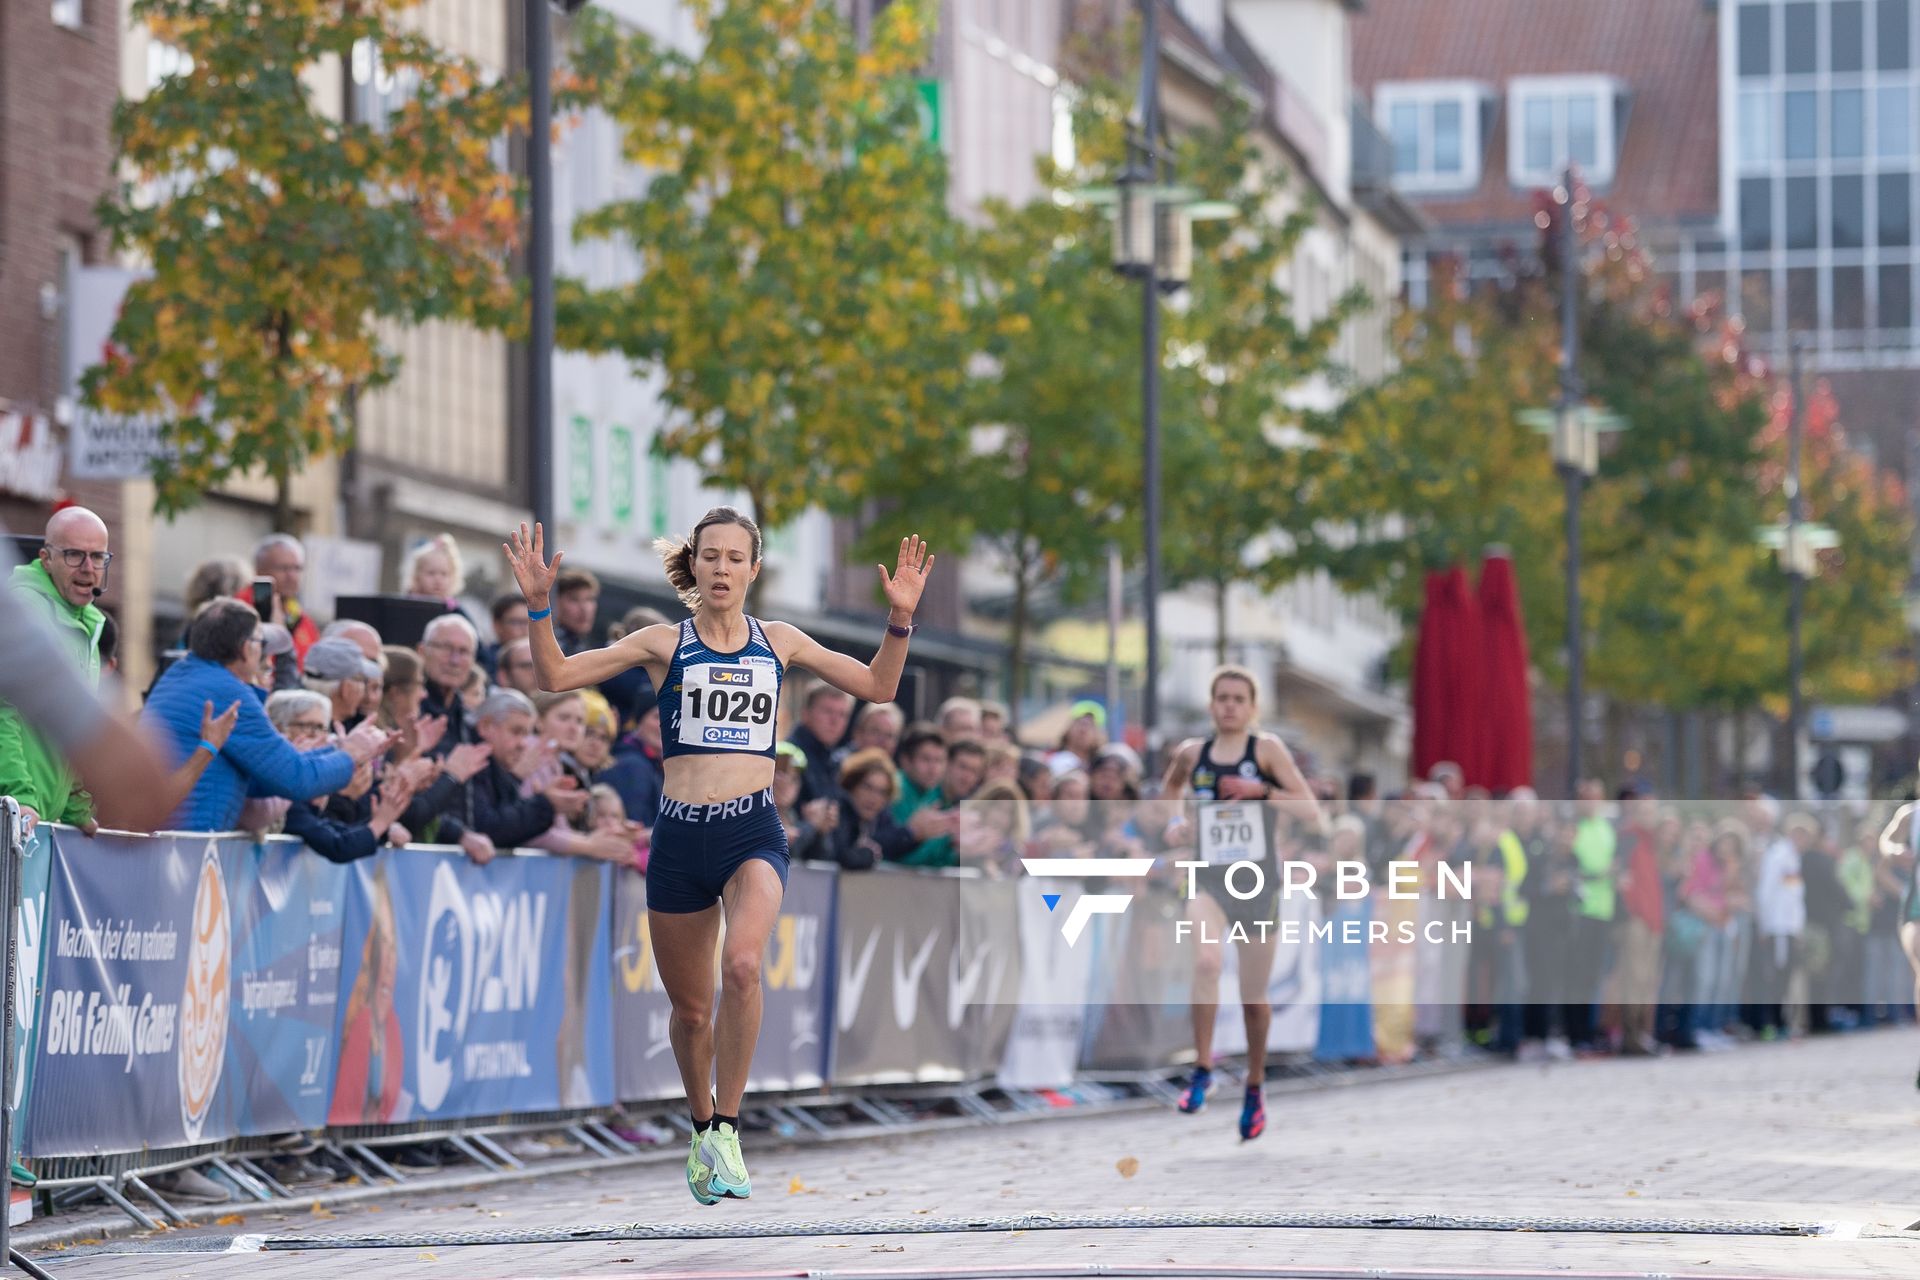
[
  {"x1": 419, "y1": 676, "x2": 474, "y2": 754},
  {"x1": 813, "y1": 806, "x2": 919, "y2": 871},
  {"x1": 787, "y1": 723, "x2": 842, "y2": 807},
  {"x1": 442, "y1": 758, "x2": 556, "y2": 848},
  {"x1": 284, "y1": 801, "x2": 383, "y2": 864}
]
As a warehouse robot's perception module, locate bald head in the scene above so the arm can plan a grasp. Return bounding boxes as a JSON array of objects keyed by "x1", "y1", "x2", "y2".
[
  {"x1": 323, "y1": 618, "x2": 382, "y2": 661},
  {"x1": 39, "y1": 507, "x2": 110, "y2": 609}
]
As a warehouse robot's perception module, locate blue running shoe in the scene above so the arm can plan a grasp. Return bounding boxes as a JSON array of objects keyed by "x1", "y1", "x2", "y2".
[
  {"x1": 1177, "y1": 1066, "x2": 1212, "y2": 1115},
  {"x1": 1239, "y1": 1086, "x2": 1266, "y2": 1141}
]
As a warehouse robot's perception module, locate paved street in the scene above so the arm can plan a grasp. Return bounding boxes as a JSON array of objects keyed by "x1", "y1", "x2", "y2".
[{"x1": 29, "y1": 1029, "x2": 1920, "y2": 1279}]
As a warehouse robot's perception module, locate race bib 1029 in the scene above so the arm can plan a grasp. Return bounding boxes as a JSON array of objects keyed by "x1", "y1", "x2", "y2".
[{"x1": 677, "y1": 663, "x2": 777, "y2": 752}]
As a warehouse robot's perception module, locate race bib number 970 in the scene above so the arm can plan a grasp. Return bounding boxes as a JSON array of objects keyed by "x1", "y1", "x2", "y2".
[
  {"x1": 1198, "y1": 802, "x2": 1266, "y2": 864},
  {"x1": 677, "y1": 664, "x2": 777, "y2": 751}
]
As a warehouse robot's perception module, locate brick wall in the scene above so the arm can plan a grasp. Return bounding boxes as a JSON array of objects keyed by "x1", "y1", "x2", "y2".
[{"x1": 0, "y1": 0, "x2": 125, "y2": 599}]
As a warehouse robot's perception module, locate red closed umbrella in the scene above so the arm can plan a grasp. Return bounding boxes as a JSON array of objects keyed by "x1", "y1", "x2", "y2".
[
  {"x1": 1476, "y1": 553, "x2": 1533, "y2": 792},
  {"x1": 1411, "y1": 571, "x2": 1448, "y2": 781},
  {"x1": 1436, "y1": 566, "x2": 1487, "y2": 786}
]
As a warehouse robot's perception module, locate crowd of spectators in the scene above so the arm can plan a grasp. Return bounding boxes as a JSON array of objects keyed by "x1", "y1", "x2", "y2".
[
  {"x1": 13, "y1": 518, "x2": 1920, "y2": 1069},
  {"x1": 774, "y1": 688, "x2": 1919, "y2": 1063}
]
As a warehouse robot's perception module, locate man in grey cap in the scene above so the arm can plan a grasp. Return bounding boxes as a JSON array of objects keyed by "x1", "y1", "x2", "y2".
[{"x1": 302, "y1": 637, "x2": 379, "y2": 729}]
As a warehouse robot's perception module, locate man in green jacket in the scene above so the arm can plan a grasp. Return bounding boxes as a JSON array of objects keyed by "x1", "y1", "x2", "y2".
[{"x1": 0, "y1": 508, "x2": 111, "y2": 836}]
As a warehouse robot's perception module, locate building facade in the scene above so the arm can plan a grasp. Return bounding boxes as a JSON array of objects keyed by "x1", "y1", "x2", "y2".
[{"x1": 0, "y1": 0, "x2": 135, "y2": 682}]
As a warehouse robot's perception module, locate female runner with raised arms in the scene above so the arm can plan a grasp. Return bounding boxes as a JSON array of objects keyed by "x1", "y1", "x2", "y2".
[{"x1": 506, "y1": 510, "x2": 933, "y2": 1203}]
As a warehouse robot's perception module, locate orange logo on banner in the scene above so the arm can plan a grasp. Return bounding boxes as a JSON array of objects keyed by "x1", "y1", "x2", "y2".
[{"x1": 178, "y1": 843, "x2": 229, "y2": 1141}]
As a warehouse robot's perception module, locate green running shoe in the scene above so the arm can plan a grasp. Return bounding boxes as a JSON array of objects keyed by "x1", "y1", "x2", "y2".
[
  {"x1": 685, "y1": 1127, "x2": 719, "y2": 1205},
  {"x1": 702, "y1": 1121, "x2": 751, "y2": 1199}
]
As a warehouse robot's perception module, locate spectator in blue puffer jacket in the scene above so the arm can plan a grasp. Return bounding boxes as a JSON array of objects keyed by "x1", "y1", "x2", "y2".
[{"x1": 141, "y1": 598, "x2": 394, "y2": 830}]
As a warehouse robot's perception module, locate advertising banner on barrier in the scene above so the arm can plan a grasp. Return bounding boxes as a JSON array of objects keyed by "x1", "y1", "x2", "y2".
[
  {"x1": 28, "y1": 832, "x2": 240, "y2": 1156},
  {"x1": 831, "y1": 871, "x2": 959, "y2": 1085},
  {"x1": 1077, "y1": 890, "x2": 1193, "y2": 1072},
  {"x1": 328, "y1": 851, "x2": 613, "y2": 1125},
  {"x1": 610, "y1": 869, "x2": 679, "y2": 1103},
  {"x1": 998, "y1": 886, "x2": 1096, "y2": 1090},
  {"x1": 610, "y1": 864, "x2": 835, "y2": 1102},
  {"x1": 226, "y1": 840, "x2": 349, "y2": 1134},
  {"x1": 9, "y1": 828, "x2": 51, "y2": 1163},
  {"x1": 830, "y1": 871, "x2": 1018, "y2": 1087}
]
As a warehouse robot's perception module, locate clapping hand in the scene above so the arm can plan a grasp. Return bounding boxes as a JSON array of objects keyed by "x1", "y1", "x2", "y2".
[
  {"x1": 340, "y1": 720, "x2": 399, "y2": 765},
  {"x1": 412, "y1": 713, "x2": 448, "y2": 759},
  {"x1": 442, "y1": 741, "x2": 493, "y2": 783}
]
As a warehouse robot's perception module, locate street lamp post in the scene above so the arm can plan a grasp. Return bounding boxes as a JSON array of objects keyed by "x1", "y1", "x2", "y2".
[
  {"x1": 527, "y1": 1, "x2": 593, "y2": 535},
  {"x1": 1121, "y1": 0, "x2": 1164, "y2": 762},
  {"x1": 1557, "y1": 171, "x2": 1583, "y2": 799},
  {"x1": 1785, "y1": 337, "x2": 1806, "y2": 797},
  {"x1": 1520, "y1": 170, "x2": 1626, "y2": 798},
  {"x1": 527, "y1": 0, "x2": 557, "y2": 535},
  {"x1": 1074, "y1": 1, "x2": 1231, "y2": 763},
  {"x1": 1756, "y1": 336, "x2": 1838, "y2": 798}
]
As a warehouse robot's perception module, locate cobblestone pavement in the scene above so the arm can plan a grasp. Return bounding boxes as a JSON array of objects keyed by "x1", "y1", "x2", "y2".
[{"x1": 27, "y1": 1028, "x2": 1920, "y2": 1279}]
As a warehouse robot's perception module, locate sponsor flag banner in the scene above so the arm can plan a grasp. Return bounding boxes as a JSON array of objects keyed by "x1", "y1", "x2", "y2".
[
  {"x1": 28, "y1": 832, "x2": 238, "y2": 1156},
  {"x1": 9, "y1": 828, "x2": 52, "y2": 1162},
  {"x1": 225, "y1": 839, "x2": 349, "y2": 1135},
  {"x1": 610, "y1": 864, "x2": 835, "y2": 1102},
  {"x1": 829, "y1": 870, "x2": 964, "y2": 1086},
  {"x1": 328, "y1": 851, "x2": 613, "y2": 1125},
  {"x1": 1315, "y1": 893, "x2": 1376, "y2": 1062}
]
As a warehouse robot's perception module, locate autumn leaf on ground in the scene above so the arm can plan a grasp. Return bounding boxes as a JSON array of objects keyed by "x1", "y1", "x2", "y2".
[
  {"x1": 308, "y1": 1201, "x2": 335, "y2": 1219},
  {"x1": 1116, "y1": 1156, "x2": 1140, "y2": 1178},
  {"x1": 215, "y1": 1213, "x2": 245, "y2": 1226},
  {"x1": 788, "y1": 1176, "x2": 816, "y2": 1194}
]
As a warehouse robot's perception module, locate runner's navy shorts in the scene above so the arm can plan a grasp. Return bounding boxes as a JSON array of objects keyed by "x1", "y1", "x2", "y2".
[{"x1": 645, "y1": 787, "x2": 790, "y2": 914}]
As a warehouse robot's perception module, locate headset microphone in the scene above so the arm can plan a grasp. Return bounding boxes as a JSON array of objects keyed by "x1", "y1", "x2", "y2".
[{"x1": 92, "y1": 587, "x2": 104, "y2": 598}]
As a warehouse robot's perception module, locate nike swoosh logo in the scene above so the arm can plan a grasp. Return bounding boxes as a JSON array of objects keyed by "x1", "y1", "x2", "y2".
[
  {"x1": 891, "y1": 929, "x2": 939, "y2": 1030},
  {"x1": 837, "y1": 927, "x2": 880, "y2": 1033},
  {"x1": 946, "y1": 938, "x2": 993, "y2": 1029}
]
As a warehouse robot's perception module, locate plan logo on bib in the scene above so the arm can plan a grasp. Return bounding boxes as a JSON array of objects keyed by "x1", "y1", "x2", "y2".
[
  {"x1": 416, "y1": 862, "x2": 474, "y2": 1113},
  {"x1": 178, "y1": 841, "x2": 229, "y2": 1142},
  {"x1": 1019, "y1": 857, "x2": 1156, "y2": 945}
]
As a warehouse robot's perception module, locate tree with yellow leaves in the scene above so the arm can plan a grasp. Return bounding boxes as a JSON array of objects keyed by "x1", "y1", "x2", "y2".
[
  {"x1": 557, "y1": 0, "x2": 965, "y2": 531},
  {"x1": 87, "y1": 0, "x2": 522, "y2": 526}
]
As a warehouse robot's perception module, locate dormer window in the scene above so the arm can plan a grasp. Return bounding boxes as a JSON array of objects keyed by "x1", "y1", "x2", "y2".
[
  {"x1": 1376, "y1": 80, "x2": 1490, "y2": 193},
  {"x1": 1507, "y1": 75, "x2": 1626, "y2": 188}
]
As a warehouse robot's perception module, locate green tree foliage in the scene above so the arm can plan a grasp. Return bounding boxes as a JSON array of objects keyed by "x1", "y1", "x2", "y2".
[
  {"x1": 557, "y1": 0, "x2": 964, "y2": 530},
  {"x1": 1160, "y1": 97, "x2": 1358, "y2": 662},
  {"x1": 881, "y1": 191, "x2": 1143, "y2": 709},
  {"x1": 87, "y1": 0, "x2": 522, "y2": 524},
  {"x1": 1286, "y1": 190, "x2": 1911, "y2": 713}
]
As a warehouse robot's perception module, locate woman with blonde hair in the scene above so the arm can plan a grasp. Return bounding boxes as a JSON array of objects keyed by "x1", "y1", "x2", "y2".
[{"x1": 507, "y1": 508, "x2": 933, "y2": 1202}]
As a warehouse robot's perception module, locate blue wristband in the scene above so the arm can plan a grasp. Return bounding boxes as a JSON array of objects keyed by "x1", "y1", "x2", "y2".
[
  {"x1": 196, "y1": 738, "x2": 219, "y2": 756},
  {"x1": 527, "y1": 605, "x2": 553, "y2": 622}
]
